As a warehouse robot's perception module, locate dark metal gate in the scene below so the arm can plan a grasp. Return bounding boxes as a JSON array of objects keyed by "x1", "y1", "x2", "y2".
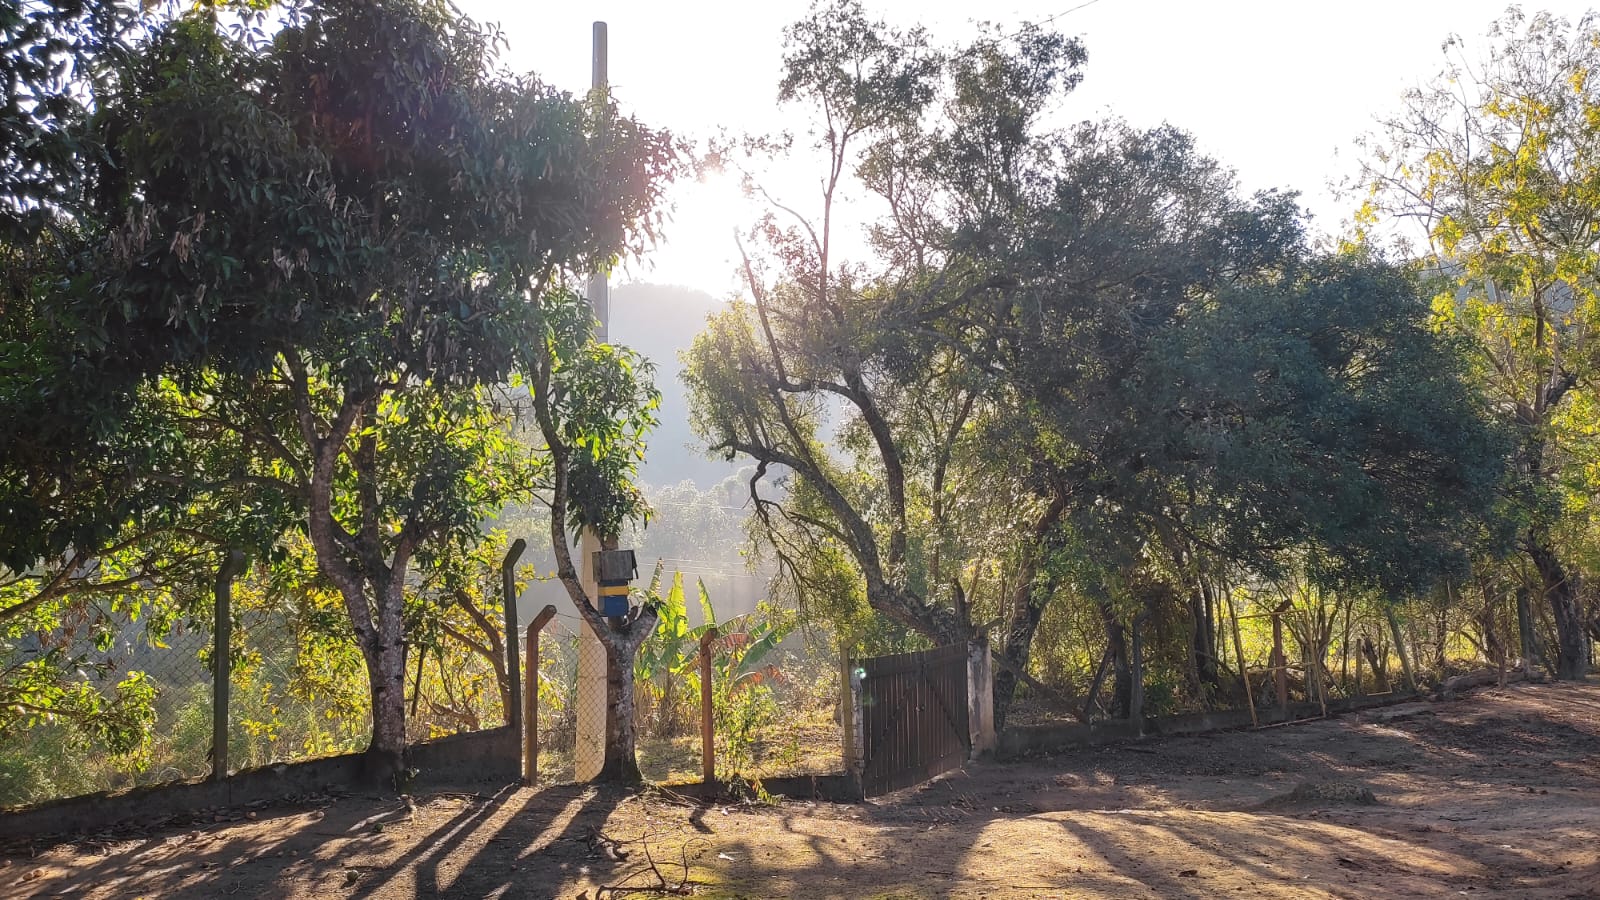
[{"x1": 853, "y1": 643, "x2": 969, "y2": 797}]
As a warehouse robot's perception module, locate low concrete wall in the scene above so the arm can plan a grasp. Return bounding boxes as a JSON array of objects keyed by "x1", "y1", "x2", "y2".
[
  {"x1": 998, "y1": 691, "x2": 1421, "y2": 759},
  {"x1": 408, "y1": 725, "x2": 520, "y2": 781},
  {"x1": 0, "y1": 726, "x2": 520, "y2": 842}
]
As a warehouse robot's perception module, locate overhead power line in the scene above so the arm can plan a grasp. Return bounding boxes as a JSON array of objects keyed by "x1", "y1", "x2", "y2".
[
  {"x1": 937, "y1": 0, "x2": 1111, "y2": 67},
  {"x1": 1035, "y1": 0, "x2": 1108, "y2": 30}
]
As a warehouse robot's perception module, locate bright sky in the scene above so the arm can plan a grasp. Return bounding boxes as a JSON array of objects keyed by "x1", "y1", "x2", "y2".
[{"x1": 456, "y1": 0, "x2": 1575, "y2": 294}]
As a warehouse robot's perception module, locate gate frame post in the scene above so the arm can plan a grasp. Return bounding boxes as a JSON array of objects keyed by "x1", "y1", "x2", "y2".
[
  {"x1": 840, "y1": 646, "x2": 863, "y2": 784},
  {"x1": 967, "y1": 637, "x2": 995, "y2": 760}
]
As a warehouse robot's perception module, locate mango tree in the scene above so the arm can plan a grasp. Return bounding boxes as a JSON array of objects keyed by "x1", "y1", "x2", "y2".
[{"x1": 63, "y1": 0, "x2": 673, "y2": 776}]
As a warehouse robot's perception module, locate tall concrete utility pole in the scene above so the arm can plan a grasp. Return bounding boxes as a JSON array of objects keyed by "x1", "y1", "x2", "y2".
[{"x1": 573, "y1": 20, "x2": 610, "y2": 782}]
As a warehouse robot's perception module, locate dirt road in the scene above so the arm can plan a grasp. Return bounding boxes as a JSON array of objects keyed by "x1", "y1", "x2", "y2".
[{"x1": 7, "y1": 681, "x2": 1599, "y2": 898}]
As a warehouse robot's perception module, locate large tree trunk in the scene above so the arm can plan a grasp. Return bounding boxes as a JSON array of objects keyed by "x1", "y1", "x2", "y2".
[
  {"x1": 301, "y1": 386, "x2": 410, "y2": 783},
  {"x1": 991, "y1": 496, "x2": 1068, "y2": 733},
  {"x1": 1187, "y1": 580, "x2": 1220, "y2": 695},
  {"x1": 361, "y1": 639, "x2": 409, "y2": 778},
  {"x1": 1358, "y1": 635, "x2": 1390, "y2": 693},
  {"x1": 363, "y1": 574, "x2": 410, "y2": 779},
  {"x1": 1529, "y1": 538, "x2": 1588, "y2": 680},
  {"x1": 295, "y1": 375, "x2": 413, "y2": 782},
  {"x1": 993, "y1": 559, "x2": 1061, "y2": 732},
  {"x1": 993, "y1": 585, "x2": 1044, "y2": 734},
  {"x1": 1516, "y1": 585, "x2": 1543, "y2": 676},
  {"x1": 598, "y1": 638, "x2": 645, "y2": 782}
]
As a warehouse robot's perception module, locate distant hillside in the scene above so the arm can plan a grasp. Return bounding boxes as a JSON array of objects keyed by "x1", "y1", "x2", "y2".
[{"x1": 609, "y1": 283, "x2": 740, "y2": 489}]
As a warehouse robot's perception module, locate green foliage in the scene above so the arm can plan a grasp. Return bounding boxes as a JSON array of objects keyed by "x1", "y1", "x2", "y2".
[
  {"x1": 525, "y1": 289, "x2": 662, "y2": 543},
  {"x1": 0, "y1": 0, "x2": 135, "y2": 241},
  {"x1": 1108, "y1": 253, "x2": 1515, "y2": 595},
  {"x1": 632, "y1": 568, "x2": 793, "y2": 746},
  {"x1": 0, "y1": 0, "x2": 675, "y2": 770},
  {"x1": 1357, "y1": 7, "x2": 1600, "y2": 676}
]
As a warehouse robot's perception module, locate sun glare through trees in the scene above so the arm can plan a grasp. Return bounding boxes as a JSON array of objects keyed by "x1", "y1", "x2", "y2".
[{"x1": 2, "y1": 2, "x2": 1599, "y2": 898}]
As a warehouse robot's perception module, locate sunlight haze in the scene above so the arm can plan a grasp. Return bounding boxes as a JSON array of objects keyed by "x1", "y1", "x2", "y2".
[{"x1": 457, "y1": 0, "x2": 1546, "y2": 293}]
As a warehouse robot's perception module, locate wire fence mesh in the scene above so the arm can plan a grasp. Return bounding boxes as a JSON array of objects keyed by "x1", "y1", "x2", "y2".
[
  {"x1": 631, "y1": 630, "x2": 844, "y2": 785},
  {"x1": 0, "y1": 611, "x2": 216, "y2": 807},
  {"x1": 3, "y1": 581, "x2": 849, "y2": 809},
  {"x1": 0, "y1": 596, "x2": 519, "y2": 809},
  {"x1": 526, "y1": 608, "x2": 847, "y2": 786}
]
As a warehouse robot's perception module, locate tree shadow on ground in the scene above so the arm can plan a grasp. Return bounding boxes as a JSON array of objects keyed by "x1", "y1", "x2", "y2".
[
  {"x1": 10, "y1": 683, "x2": 1599, "y2": 898},
  {"x1": 12, "y1": 789, "x2": 407, "y2": 898},
  {"x1": 650, "y1": 683, "x2": 1600, "y2": 898},
  {"x1": 7, "y1": 780, "x2": 635, "y2": 899}
]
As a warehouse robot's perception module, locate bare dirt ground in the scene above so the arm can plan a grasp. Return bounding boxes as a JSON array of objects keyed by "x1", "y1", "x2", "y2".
[{"x1": 6, "y1": 681, "x2": 1600, "y2": 899}]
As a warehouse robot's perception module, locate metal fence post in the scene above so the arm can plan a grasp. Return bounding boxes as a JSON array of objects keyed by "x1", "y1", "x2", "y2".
[
  {"x1": 699, "y1": 627, "x2": 719, "y2": 783},
  {"x1": 211, "y1": 550, "x2": 246, "y2": 781},
  {"x1": 502, "y1": 539, "x2": 526, "y2": 735},
  {"x1": 523, "y1": 605, "x2": 556, "y2": 784}
]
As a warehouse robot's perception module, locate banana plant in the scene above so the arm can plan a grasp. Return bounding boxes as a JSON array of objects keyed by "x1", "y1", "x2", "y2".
[{"x1": 633, "y1": 564, "x2": 792, "y2": 737}]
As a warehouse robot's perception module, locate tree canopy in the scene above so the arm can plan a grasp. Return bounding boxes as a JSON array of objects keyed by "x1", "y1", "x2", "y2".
[
  {"x1": 0, "y1": 0, "x2": 675, "y2": 773},
  {"x1": 687, "y1": 0, "x2": 1514, "y2": 724},
  {"x1": 1357, "y1": 7, "x2": 1600, "y2": 678}
]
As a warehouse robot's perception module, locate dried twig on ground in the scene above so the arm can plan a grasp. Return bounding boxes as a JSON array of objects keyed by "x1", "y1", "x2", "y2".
[{"x1": 591, "y1": 828, "x2": 705, "y2": 898}]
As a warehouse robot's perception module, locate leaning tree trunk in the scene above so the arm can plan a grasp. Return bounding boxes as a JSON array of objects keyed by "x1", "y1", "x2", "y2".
[
  {"x1": 991, "y1": 497, "x2": 1068, "y2": 732},
  {"x1": 993, "y1": 563, "x2": 1062, "y2": 732},
  {"x1": 1529, "y1": 539, "x2": 1589, "y2": 680},
  {"x1": 993, "y1": 591, "x2": 1044, "y2": 734},
  {"x1": 1516, "y1": 586, "x2": 1544, "y2": 676},
  {"x1": 1385, "y1": 606, "x2": 1419, "y2": 694},
  {"x1": 1097, "y1": 600, "x2": 1132, "y2": 718}
]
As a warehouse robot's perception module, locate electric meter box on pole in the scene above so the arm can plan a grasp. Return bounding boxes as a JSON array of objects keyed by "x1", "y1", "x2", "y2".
[{"x1": 594, "y1": 549, "x2": 637, "y2": 618}]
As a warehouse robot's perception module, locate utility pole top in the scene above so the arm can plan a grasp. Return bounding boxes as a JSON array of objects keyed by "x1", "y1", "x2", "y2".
[
  {"x1": 586, "y1": 20, "x2": 610, "y2": 342},
  {"x1": 592, "y1": 22, "x2": 607, "y2": 91}
]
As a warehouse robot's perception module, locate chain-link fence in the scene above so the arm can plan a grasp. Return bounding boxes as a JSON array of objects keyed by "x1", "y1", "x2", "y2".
[
  {"x1": 631, "y1": 628, "x2": 843, "y2": 785},
  {"x1": 1, "y1": 582, "x2": 519, "y2": 810},
  {"x1": 0, "y1": 611, "x2": 216, "y2": 807},
  {"x1": 531, "y1": 616, "x2": 583, "y2": 782},
  {"x1": 3, "y1": 568, "x2": 851, "y2": 810}
]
